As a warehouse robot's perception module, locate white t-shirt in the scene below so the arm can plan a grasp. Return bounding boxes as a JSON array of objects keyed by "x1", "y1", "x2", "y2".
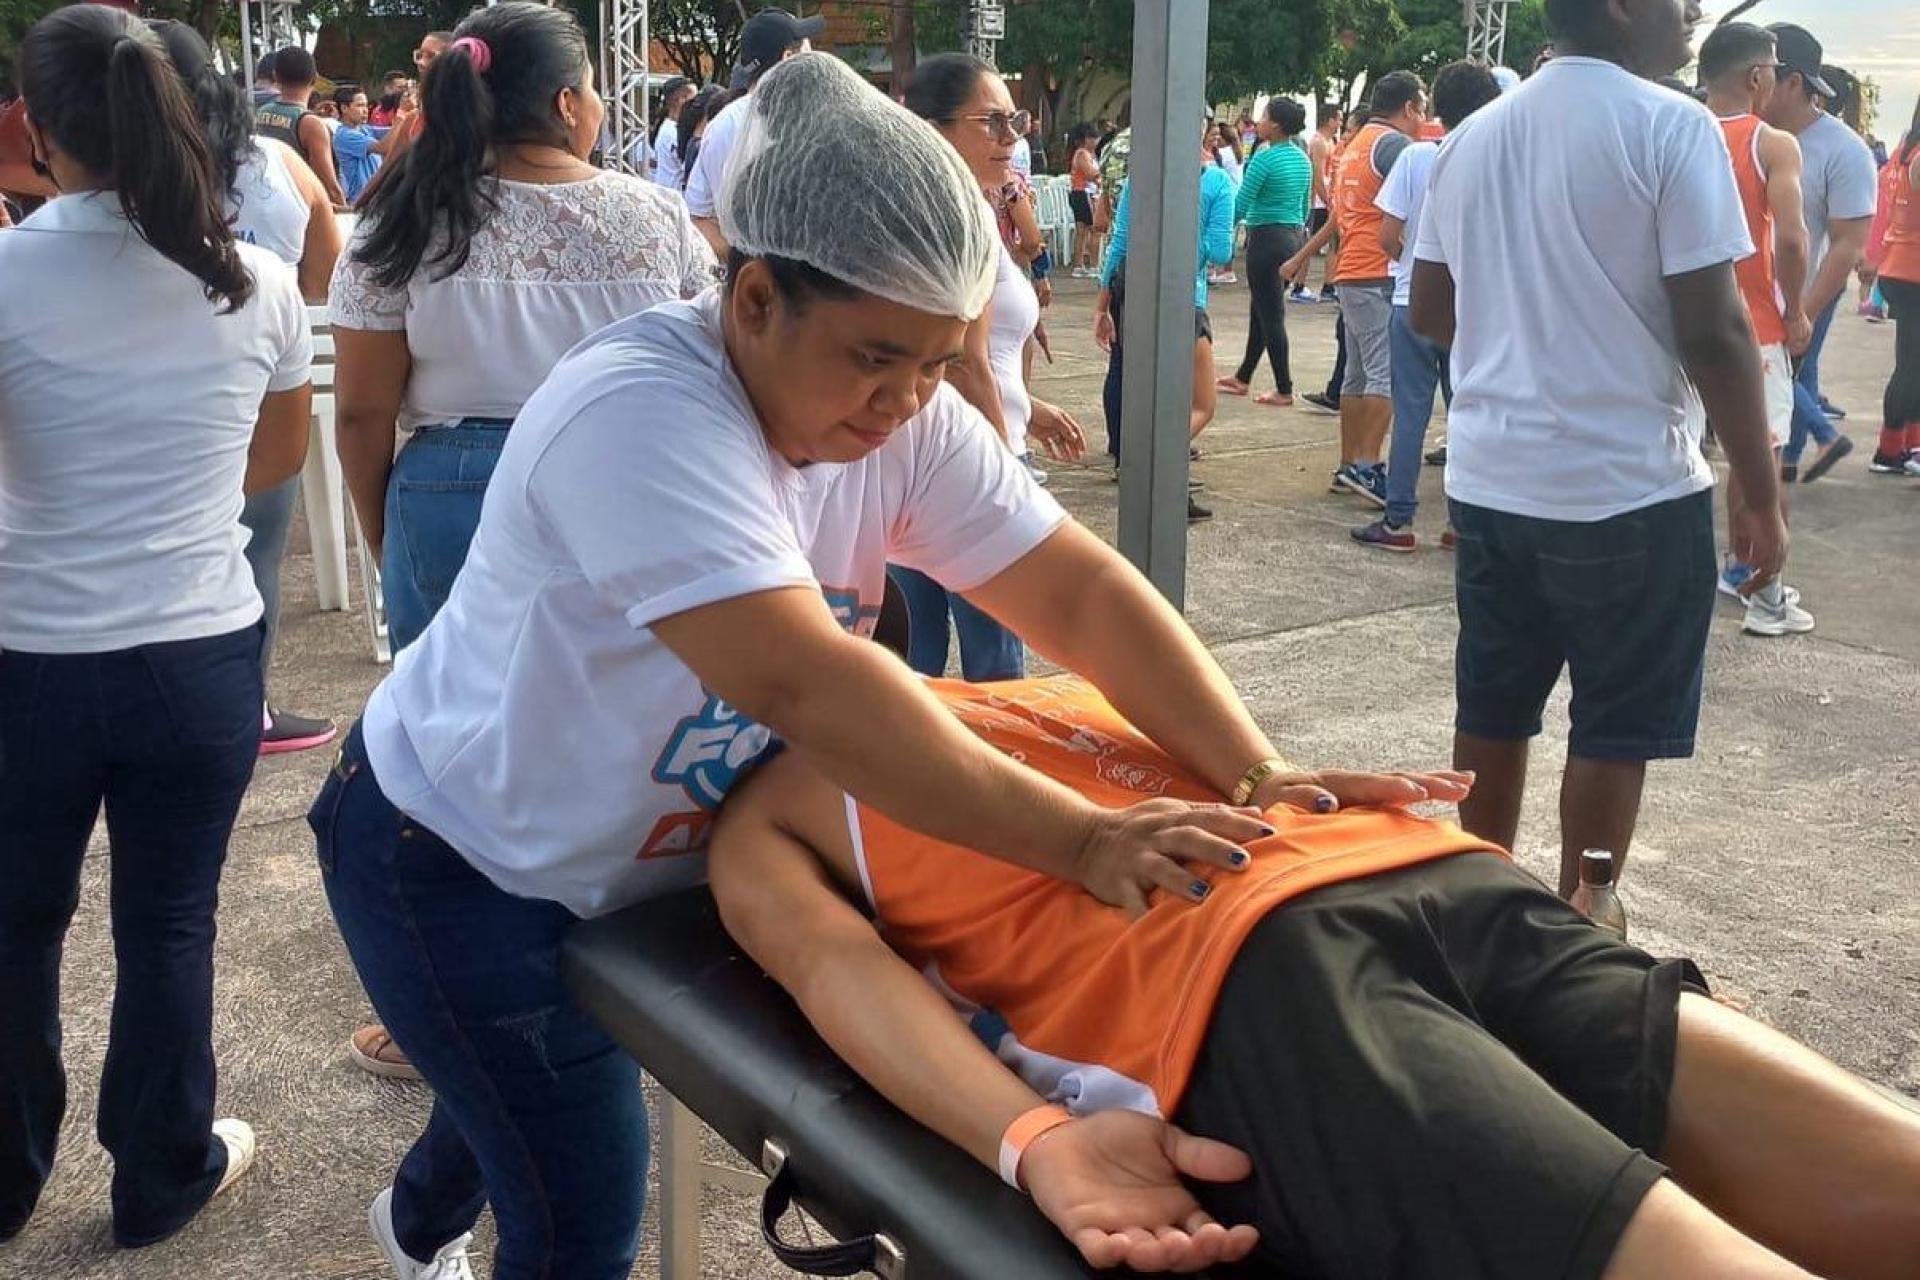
[
  {"x1": 684, "y1": 93, "x2": 748, "y2": 219},
  {"x1": 1794, "y1": 111, "x2": 1878, "y2": 269},
  {"x1": 1413, "y1": 57, "x2": 1752, "y2": 522},
  {"x1": 229, "y1": 138, "x2": 310, "y2": 267},
  {"x1": 330, "y1": 172, "x2": 716, "y2": 430},
  {"x1": 987, "y1": 243, "x2": 1040, "y2": 457},
  {"x1": 360, "y1": 291, "x2": 1067, "y2": 917},
  {"x1": 0, "y1": 193, "x2": 311, "y2": 653},
  {"x1": 1213, "y1": 146, "x2": 1244, "y2": 185},
  {"x1": 1374, "y1": 138, "x2": 1436, "y2": 308},
  {"x1": 653, "y1": 118, "x2": 685, "y2": 191},
  {"x1": 1011, "y1": 137, "x2": 1033, "y2": 179}
]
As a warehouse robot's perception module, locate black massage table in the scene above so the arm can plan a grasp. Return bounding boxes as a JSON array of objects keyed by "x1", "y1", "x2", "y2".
[{"x1": 564, "y1": 885, "x2": 1133, "y2": 1279}]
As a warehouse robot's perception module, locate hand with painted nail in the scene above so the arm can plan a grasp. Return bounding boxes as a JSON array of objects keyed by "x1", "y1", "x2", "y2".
[
  {"x1": 1072, "y1": 799, "x2": 1269, "y2": 919},
  {"x1": 1250, "y1": 769, "x2": 1476, "y2": 815}
]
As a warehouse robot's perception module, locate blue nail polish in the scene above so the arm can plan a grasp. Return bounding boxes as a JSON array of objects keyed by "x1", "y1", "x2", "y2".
[
  {"x1": 1230, "y1": 850, "x2": 1250, "y2": 867},
  {"x1": 1190, "y1": 880, "x2": 1211, "y2": 898},
  {"x1": 1315, "y1": 795, "x2": 1335, "y2": 812},
  {"x1": 1258, "y1": 825, "x2": 1276, "y2": 837}
]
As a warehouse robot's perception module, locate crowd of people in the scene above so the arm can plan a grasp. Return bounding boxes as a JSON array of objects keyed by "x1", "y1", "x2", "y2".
[{"x1": 1, "y1": 0, "x2": 1918, "y2": 1278}]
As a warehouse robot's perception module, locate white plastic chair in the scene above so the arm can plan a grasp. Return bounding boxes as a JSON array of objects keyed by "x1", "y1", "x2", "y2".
[
  {"x1": 1033, "y1": 175, "x2": 1075, "y2": 268},
  {"x1": 302, "y1": 304, "x2": 391, "y2": 664}
]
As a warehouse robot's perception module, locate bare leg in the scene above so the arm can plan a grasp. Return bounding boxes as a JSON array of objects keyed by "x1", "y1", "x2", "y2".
[
  {"x1": 1662, "y1": 994, "x2": 1920, "y2": 1280},
  {"x1": 1557, "y1": 756, "x2": 1645, "y2": 897},
  {"x1": 1354, "y1": 394, "x2": 1392, "y2": 463},
  {"x1": 1190, "y1": 338, "x2": 1217, "y2": 440},
  {"x1": 1337, "y1": 397, "x2": 1360, "y2": 465},
  {"x1": 1453, "y1": 731, "x2": 1528, "y2": 853},
  {"x1": 1602, "y1": 1180, "x2": 1815, "y2": 1280}
]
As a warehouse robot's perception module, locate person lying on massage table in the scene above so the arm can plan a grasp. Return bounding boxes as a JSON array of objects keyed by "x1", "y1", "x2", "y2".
[{"x1": 711, "y1": 676, "x2": 1920, "y2": 1280}]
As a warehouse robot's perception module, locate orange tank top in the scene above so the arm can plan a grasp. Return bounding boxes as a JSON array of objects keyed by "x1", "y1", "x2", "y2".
[
  {"x1": 1070, "y1": 150, "x2": 1096, "y2": 193},
  {"x1": 1332, "y1": 122, "x2": 1402, "y2": 283},
  {"x1": 1880, "y1": 153, "x2": 1920, "y2": 284},
  {"x1": 851, "y1": 677, "x2": 1501, "y2": 1117},
  {"x1": 1719, "y1": 114, "x2": 1787, "y2": 347}
]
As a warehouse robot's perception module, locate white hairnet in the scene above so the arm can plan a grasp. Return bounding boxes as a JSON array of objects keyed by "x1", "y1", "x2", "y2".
[{"x1": 718, "y1": 53, "x2": 999, "y2": 322}]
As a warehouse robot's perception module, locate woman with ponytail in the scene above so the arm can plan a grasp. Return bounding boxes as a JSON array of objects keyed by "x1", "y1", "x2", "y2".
[
  {"x1": 0, "y1": 3, "x2": 311, "y2": 1249},
  {"x1": 331, "y1": 1, "x2": 716, "y2": 662},
  {"x1": 154, "y1": 18, "x2": 345, "y2": 756}
]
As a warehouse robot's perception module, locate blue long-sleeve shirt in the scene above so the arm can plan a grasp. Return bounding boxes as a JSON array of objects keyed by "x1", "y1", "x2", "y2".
[{"x1": 1099, "y1": 164, "x2": 1237, "y2": 309}]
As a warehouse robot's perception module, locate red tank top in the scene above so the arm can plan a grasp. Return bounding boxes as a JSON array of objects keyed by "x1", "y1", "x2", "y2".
[{"x1": 1719, "y1": 115, "x2": 1787, "y2": 347}]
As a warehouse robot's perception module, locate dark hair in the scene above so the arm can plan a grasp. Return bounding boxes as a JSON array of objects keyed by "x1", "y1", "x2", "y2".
[
  {"x1": 903, "y1": 52, "x2": 991, "y2": 125},
  {"x1": 724, "y1": 248, "x2": 862, "y2": 311},
  {"x1": 379, "y1": 89, "x2": 404, "y2": 114},
  {"x1": 1316, "y1": 102, "x2": 1343, "y2": 126},
  {"x1": 1370, "y1": 71, "x2": 1426, "y2": 120},
  {"x1": 1543, "y1": 0, "x2": 1613, "y2": 52},
  {"x1": 1210, "y1": 120, "x2": 1242, "y2": 164},
  {"x1": 255, "y1": 52, "x2": 278, "y2": 83},
  {"x1": 383, "y1": 69, "x2": 410, "y2": 86},
  {"x1": 1069, "y1": 121, "x2": 1097, "y2": 149},
  {"x1": 676, "y1": 85, "x2": 729, "y2": 187},
  {"x1": 150, "y1": 19, "x2": 253, "y2": 201},
  {"x1": 425, "y1": 31, "x2": 456, "y2": 47},
  {"x1": 1266, "y1": 97, "x2": 1307, "y2": 136},
  {"x1": 334, "y1": 84, "x2": 366, "y2": 109},
  {"x1": 19, "y1": 6, "x2": 252, "y2": 311},
  {"x1": 1698, "y1": 23, "x2": 1775, "y2": 84},
  {"x1": 1429, "y1": 60, "x2": 1501, "y2": 130},
  {"x1": 272, "y1": 46, "x2": 316, "y2": 87},
  {"x1": 1903, "y1": 97, "x2": 1920, "y2": 165},
  {"x1": 353, "y1": 2, "x2": 590, "y2": 288}
]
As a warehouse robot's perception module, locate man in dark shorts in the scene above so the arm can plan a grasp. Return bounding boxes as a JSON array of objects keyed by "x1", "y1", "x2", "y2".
[
  {"x1": 1410, "y1": 0, "x2": 1786, "y2": 895},
  {"x1": 712, "y1": 676, "x2": 1920, "y2": 1279}
]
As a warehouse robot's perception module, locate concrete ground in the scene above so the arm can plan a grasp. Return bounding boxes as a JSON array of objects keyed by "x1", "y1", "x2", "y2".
[{"x1": 4, "y1": 266, "x2": 1914, "y2": 1280}]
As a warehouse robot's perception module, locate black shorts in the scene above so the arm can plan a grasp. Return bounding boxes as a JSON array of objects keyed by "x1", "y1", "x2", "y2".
[
  {"x1": 1175, "y1": 853, "x2": 1704, "y2": 1280},
  {"x1": 1195, "y1": 307, "x2": 1214, "y2": 344},
  {"x1": 1069, "y1": 189, "x2": 1095, "y2": 226},
  {"x1": 1448, "y1": 490, "x2": 1716, "y2": 760},
  {"x1": 1309, "y1": 206, "x2": 1330, "y2": 234}
]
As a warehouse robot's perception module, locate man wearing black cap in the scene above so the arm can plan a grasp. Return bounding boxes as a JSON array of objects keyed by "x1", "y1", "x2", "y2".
[
  {"x1": 684, "y1": 8, "x2": 825, "y2": 255},
  {"x1": 1762, "y1": 23, "x2": 1878, "y2": 479}
]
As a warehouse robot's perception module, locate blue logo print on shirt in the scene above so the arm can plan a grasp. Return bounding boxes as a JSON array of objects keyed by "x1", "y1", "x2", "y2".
[{"x1": 650, "y1": 695, "x2": 778, "y2": 812}]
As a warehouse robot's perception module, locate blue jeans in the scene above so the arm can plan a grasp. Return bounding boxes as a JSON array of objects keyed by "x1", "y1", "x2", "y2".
[
  {"x1": 240, "y1": 475, "x2": 298, "y2": 683},
  {"x1": 0, "y1": 625, "x2": 262, "y2": 1246},
  {"x1": 311, "y1": 726, "x2": 647, "y2": 1277},
  {"x1": 382, "y1": 419, "x2": 510, "y2": 653},
  {"x1": 1385, "y1": 305, "x2": 1450, "y2": 528},
  {"x1": 1783, "y1": 296, "x2": 1841, "y2": 464},
  {"x1": 887, "y1": 565, "x2": 1026, "y2": 681}
]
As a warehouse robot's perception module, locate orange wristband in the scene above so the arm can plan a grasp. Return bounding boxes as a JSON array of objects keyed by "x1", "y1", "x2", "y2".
[{"x1": 997, "y1": 1103, "x2": 1074, "y2": 1190}]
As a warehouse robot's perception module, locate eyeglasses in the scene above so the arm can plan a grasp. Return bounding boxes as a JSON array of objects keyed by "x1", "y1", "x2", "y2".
[{"x1": 952, "y1": 110, "x2": 1032, "y2": 142}]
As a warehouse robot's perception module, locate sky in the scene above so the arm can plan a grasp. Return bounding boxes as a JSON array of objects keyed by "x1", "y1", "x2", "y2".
[{"x1": 1708, "y1": 0, "x2": 1920, "y2": 140}]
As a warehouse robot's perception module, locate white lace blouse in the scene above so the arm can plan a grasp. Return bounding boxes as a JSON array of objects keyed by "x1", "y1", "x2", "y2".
[{"x1": 330, "y1": 171, "x2": 718, "y2": 430}]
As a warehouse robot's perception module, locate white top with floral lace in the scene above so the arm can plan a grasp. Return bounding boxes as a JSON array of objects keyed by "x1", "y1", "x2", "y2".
[{"x1": 329, "y1": 171, "x2": 717, "y2": 430}]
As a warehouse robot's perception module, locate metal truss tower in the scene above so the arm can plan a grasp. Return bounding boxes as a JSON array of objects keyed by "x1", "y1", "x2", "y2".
[
  {"x1": 239, "y1": 0, "x2": 307, "y2": 96},
  {"x1": 967, "y1": 0, "x2": 1005, "y2": 67},
  {"x1": 603, "y1": 0, "x2": 651, "y2": 174},
  {"x1": 1465, "y1": 0, "x2": 1513, "y2": 65}
]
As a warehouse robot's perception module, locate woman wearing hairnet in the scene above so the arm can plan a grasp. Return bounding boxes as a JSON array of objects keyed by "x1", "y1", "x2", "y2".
[{"x1": 309, "y1": 53, "x2": 1466, "y2": 1279}]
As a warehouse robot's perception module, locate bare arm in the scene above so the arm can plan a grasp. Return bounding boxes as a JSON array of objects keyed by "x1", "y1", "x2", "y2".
[
  {"x1": 1665, "y1": 262, "x2": 1785, "y2": 586},
  {"x1": 269, "y1": 139, "x2": 342, "y2": 302},
  {"x1": 1409, "y1": 258, "x2": 1456, "y2": 347},
  {"x1": 244, "y1": 383, "x2": 313, "y2": 495},
  {"x1": 299, "y1": 114, "x2": 347, "y2": 209},
  {"x1": 650, "y1": 586, "x2": 1267, "y2": 915},
  {"x1": 1759, "y1": 127, "x2": 1810, "y2": 347},
  {"x1": 1309, "y1": 136, "x2": 1332, "y2": 207},
  {"x1": 372, "y1": 109, "x2": 414, "y2": 159},
  {"x1": 1379, "y1": 212, "x2": 1407, "y2": 265},
  {"x1": 1282, "y1": 214, "x2": 1338, "y2": 284},
  {"x1": 944, "y1": 302, "x2": 1011, "y2": 444},
  {"x1": 332, "y1": 327, "x2": 411, "y2": 557},
  {"x1": 1804, "y1": 215, "x2": 1868, "y2": 321},
  {"x1": 1006, "y1": 189, "x2": 1045, "y2": 266}
]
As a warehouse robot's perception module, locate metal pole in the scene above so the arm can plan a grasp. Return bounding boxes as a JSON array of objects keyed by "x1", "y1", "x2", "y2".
[{"x1": 1116, "y1": 0, "x2": 1207, "y2": 607}]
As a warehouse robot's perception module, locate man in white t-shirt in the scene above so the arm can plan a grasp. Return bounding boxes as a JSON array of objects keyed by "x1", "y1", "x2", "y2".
[
  {"x1": 1410, "y1": 0, "x2": 1785, "y2": 898},
  {"x1": 650, "y1": 76, "x2": 695, "y2": 190},
  {"x1": 1351, "y1": 60, "x2": 1502, "y2": 555},
  {"x1": 684, "y1": 7, "x2": 823, "y2": 256}
]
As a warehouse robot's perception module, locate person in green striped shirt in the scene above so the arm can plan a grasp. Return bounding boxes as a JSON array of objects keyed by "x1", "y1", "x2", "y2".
[{"x1": 1218, "y1": 98, "x2": 1314, "y2": 406}]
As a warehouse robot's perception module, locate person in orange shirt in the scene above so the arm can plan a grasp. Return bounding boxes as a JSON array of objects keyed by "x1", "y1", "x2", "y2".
[
  {"x1": 1869, "y1": 97, "x2": 1920, "y2": 471},
  {"x1": 1286, "y1": 72, "x2": 1429, "y2": 505},
  {"x1": 1699, "y1": 23, "x2": 1817, "y2": 637},
  {"x1": 711, "y1": 676, "x2": 1920, "y2": 1280}
]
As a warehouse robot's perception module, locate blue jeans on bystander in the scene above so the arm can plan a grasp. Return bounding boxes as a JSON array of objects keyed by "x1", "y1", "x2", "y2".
[
  {"x1": 1782, "y1": 296, "x2": 1842, "y2": 465},
  {"x1": 381, "y1": 418, "x2": 511, "y2": 653},
  {"x1": 887, "y1": 565, "x2": 1026, "y2": 682},
  {"x1": 1384, "y1": 305, "x2": 1452, "y2": 529}
]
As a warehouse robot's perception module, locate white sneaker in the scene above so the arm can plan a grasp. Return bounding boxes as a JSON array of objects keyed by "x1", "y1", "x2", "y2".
[
  {"x1": 370, "y1": 1188, "x2": 475, "y2": 1279},
  {"x1": 211, "y1": 1119, "x2": 256, "y2": 1199},
  {"x1": 1742, "y1": 586, "x2": 1815, "y2": 637}
]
